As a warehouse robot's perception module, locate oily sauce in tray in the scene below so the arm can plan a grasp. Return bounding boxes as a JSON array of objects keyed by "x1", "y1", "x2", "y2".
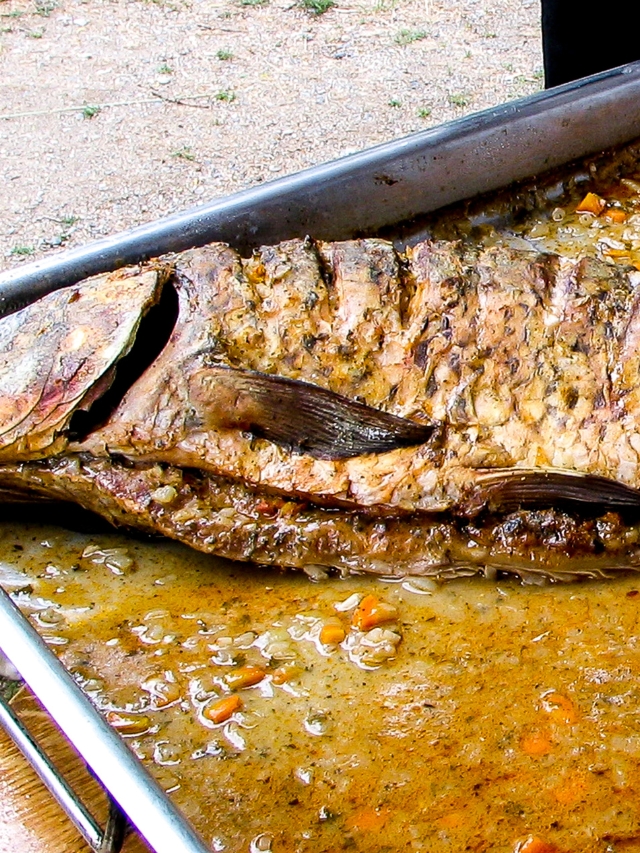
[
  {"x1": 5, "y1": 141, "x2": 640, "y2": 853},
  {"x1": 3, "y1": 523, "x2": 640, "y2": 853}
]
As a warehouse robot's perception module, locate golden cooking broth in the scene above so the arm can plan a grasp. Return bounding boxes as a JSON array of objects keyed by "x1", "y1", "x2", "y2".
[{"x1": 2, "y1": 522, "x2": 640, "y2": 853}]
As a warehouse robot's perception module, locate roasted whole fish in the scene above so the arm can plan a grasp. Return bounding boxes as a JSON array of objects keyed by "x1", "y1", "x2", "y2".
[{"x1": 4, "y1": 237, "x2": 640, "y2": 581}]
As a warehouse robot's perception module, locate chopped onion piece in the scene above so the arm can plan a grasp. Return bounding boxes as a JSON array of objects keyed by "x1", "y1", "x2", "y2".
[
  {"x1": 303, "y1": 564, "x2": 330, "y2": 582},
  {"x1": 250, "y1": 834, "x2": 273, "y2": 853},
  {"x1": 401, "y1": 577, "x2": 438, "y2": 595},
  {"x1": 334, "y1": 592, "x2": 362, "y2": 612}
]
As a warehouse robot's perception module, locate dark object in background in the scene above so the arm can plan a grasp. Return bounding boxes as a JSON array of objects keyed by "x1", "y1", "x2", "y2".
[{"x1": 541, "y1": 0, "x2": 639, "y2": 88}]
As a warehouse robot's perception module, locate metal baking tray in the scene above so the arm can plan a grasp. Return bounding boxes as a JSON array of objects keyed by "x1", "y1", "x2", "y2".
[
  {"x1": 2, "y1": 60, "x2": 640, "y2": 853},
  {"x1": 2, "y1": 60, "x2": 640, "y2": 310}
]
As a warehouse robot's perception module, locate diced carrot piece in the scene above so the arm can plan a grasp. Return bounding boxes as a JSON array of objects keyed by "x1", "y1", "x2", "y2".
[
  {"x1": 541, "y1": 692, "x2": 578, "y2": 725},
  {"x1": 271, "y1": 664, "x2": 303, "y2": 685},
  {"x1": 552, "y1": 772, "x2": 588, "y2": 806},
  {"x1": 520, "y1": 729, "x2": 553, "y2": 757},
  {"x1": 352, "y1": 595, "x2": 398, "y2": 631},
  {"x1": 225, "y1": 665, "x2": 267, "y2": 690},
  {"x1": 437, "y1": 811, "x2": 466, "y2": 830},
  {"x1": 255, "y1": 499, "x2": 280, "y2": 516},
  {"x1": 515, "y1": 835, "x2": 558, "y2": 853},
  {"x1": 319, "y1": 623, "x2": 346, "y2": 645},
  {"x1": 346, "y1": 806, "x2": 390, "y2": 832},
  {"x1": 604, "y1": 207, "x2": 627, "y2": 223},
  {"x1": 203, "y1": 694, "x2": 242, "y2": 724},
  {"x1": 576, "y1": 192, "x2": 606, "y2": 215},
  {"x1": 106, "y1": 711, "x2": 151, "y2": 735}
]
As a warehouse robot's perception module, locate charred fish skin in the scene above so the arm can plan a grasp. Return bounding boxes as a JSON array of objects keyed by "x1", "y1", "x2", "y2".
[{"x1": 75, "y1": 238, "x2": 451, "y2": 512}]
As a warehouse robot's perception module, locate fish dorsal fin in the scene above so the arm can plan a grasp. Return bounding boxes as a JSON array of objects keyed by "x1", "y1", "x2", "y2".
[
  {"x1": 189, "y1": 365, "x2": 438, "y2": 460},
  {"x1": 468, "y1": 468, "x2": 640, "y2": 514}
]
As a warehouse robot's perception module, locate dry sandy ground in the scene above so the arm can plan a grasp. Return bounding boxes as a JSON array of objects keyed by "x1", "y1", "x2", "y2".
[{"x1": 0, "y1": 0, "x2": 542, "y2": 267}]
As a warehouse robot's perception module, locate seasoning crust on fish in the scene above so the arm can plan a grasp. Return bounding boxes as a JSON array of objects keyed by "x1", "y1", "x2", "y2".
[{"x1": 3, "y1": 237, "x2": 640, "y2": 581}]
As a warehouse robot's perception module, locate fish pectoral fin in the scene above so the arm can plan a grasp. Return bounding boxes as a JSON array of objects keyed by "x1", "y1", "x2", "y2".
[
  {"x1": 467, "y1": 468, "x2": 640, "y2": 514},
  {"x1": 188, "y1": 365, "x2": 437, "y2": 460}
]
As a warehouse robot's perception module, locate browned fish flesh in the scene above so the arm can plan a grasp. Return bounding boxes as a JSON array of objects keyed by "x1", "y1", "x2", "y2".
[{"x1": 3, "y1": 237, "x2": 640, "y2": 581}]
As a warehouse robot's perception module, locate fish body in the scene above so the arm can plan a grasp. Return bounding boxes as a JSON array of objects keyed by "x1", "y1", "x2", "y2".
[{"x1": 3, "y1": 237, "x2": 640, "y2": 581}]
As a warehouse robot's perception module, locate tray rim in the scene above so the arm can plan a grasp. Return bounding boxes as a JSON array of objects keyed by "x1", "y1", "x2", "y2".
[{"x1": 2, "y1": 60, "x2": 640, "y2": 311}]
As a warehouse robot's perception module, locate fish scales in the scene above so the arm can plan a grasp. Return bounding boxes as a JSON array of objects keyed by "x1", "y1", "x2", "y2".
[
  {"x1": 78, "y1": 240, "x2": 640, "y2": 509},
  {"x1": 244, "y1": 240, "x2": 333, "y2": 376},
  {"x1": 2, "y1": 237, "x2": 640, "y2": 580}
]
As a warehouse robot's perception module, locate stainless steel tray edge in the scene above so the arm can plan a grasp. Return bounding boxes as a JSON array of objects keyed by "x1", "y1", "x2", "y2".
[
  {"x1": 0, "y1": 586, "x2": 210, "y2": 853},
  {"x1": 2, "y1": 61, "x2": 640, "y2": 310}
]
